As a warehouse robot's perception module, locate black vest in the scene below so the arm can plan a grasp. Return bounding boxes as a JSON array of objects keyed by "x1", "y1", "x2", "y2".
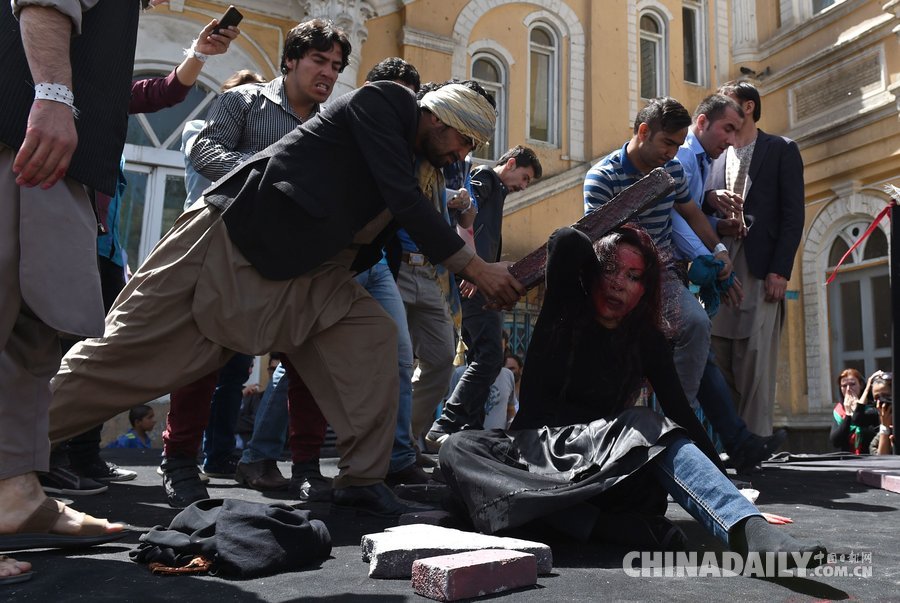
[{"x1": 0, "y1": 1, "x2": 139, "y2": 196}]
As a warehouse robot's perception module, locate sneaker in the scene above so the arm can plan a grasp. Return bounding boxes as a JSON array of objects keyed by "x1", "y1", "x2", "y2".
[
  {"x1": 161, "y1": 456, "x2": 209, "y2": 509},
  {"x1": 289, "y1": 458, "x2": 332, "y2": 502},
  {"x1": 39, "y1": 466, "x2": 108, "y2": 496},
  {"x1": 73, "y1": 458, "x2": 137, "y2": 483},
  {"x1": 200, "y1": 458, "x2": 238, "y2": 479},
  {"x1": 157, "y1": 464, "x2": 209, "y2": 483}
]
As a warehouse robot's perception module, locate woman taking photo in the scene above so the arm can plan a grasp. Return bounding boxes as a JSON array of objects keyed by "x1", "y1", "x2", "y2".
[
  {"x1": 830, "y1": 368, "x2": 881, "y2": 454},
  {"x1": 440, "y1": 226, "x2": 825, "y2": 565}
]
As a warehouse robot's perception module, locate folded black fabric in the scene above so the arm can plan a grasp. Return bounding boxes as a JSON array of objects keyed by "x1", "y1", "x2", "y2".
[{"x1": 130, "y1": 499, "x2": 331, "y2": 578}]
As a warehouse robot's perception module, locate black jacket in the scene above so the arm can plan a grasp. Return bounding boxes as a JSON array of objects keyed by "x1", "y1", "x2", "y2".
[
  {"x1": 469, "y1": 165, "x2": 508, "y2": 263},
  {"x1": 204, "y1": 81, "x2": 467, "y2": 280}
]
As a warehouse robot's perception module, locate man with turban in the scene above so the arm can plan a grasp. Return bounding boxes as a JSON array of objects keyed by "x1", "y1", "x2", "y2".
[{"x1": 49, "y1": 80, "x2": 523, "y2": 517}]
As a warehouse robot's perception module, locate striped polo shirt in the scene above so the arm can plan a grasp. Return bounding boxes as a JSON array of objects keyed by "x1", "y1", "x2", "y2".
[{"x1": 583, "y1": 142, "x2": 691, "y2": 252}]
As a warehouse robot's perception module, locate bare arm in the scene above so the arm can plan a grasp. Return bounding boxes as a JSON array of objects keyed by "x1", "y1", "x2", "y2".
[
  {"x1": 174, "y1": 19, "x2": 240, "y2": 87},
  {"x1": 13, "y1": 6, "x2": 77, "y2": 189}
]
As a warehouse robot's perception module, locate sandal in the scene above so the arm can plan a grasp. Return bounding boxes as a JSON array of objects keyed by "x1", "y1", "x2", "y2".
[
  {"x1": 0, "y1": 555, "x2": 33, "y2": 585},
  {"x1": 0, "y1": 498, "x2": 129, "y2": 552}
]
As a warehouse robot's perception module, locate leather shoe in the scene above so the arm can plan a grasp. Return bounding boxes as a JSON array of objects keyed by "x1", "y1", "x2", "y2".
[
  {"x1": 731, "y1": 429, "x2": 788, "y2": 473},
  {"x1": 235, "y1": 459, "x2": 288, "y2": 491},
  {"x1": 289, "y1": 459, "x2": 332, "y2": 502},
  {"x1": 384, "y1": 463, "x2": 431, "y2": 487},
  {"x1": 332, "y1": 482, "x2": 436, "y2": 517}
]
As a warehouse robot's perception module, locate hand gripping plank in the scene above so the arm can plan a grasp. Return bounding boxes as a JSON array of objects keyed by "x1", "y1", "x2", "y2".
[{"x1": 508, "y1": 167, "x2": 675, "y2": 291}]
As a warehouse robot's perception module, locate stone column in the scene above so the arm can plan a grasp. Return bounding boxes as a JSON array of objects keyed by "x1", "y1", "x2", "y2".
[
  {"x1": 299, "y1": 0, "x2": 377, "y2": 98},
  {"x1": 731, "y1": 1, "x2": 758, "y2": 63}
]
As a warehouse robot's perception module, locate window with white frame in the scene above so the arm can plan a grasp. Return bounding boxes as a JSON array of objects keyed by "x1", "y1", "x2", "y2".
[
  {"x1": 528, "y1": 25, "x2": 558, "y2": 144},
  {"x1": 812, "y1": 0, "x2": 838, "y2": 14},
  {"x1": 121, "y1": 71, "x2": 217, "y2": 267},
  {"x1": 682, "y1": 1, "x2": 705, "y2": 85},
  {"x1": 826, "y1": 222, "x2": 892, "y2": 394},
  {"x1": 471, "y1": 54, "x2": 507, "y2": 161},
  {"x1": 640, "y1": 12, "x2": 666, "y2": 99}
]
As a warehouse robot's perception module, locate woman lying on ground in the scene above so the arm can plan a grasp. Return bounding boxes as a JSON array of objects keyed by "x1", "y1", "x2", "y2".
[{"x1": 439, "y1": 225, "x2": 826, "y2": 566}]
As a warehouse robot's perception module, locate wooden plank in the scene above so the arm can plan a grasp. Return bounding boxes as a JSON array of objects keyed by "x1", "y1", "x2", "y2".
[{"x1": 508, "y1": 167, "x2": 675, "y2": 291}]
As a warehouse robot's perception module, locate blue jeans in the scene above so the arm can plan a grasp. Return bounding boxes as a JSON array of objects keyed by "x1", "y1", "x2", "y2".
[
  {"x1": 695, "y1": 348, "x2": 754, "y2": 454},
  {"x1": 202, "y1": 352, "x2": 253, "y2": 468},
  {"x1": 651, "y1": 437, "x2": 760, "y2": 545},
  {"x1": 240, "y1": 363, "x2": 289, "y2": 464},
  {"x1": 355, "y1": 263, "x2": 417, "y2": 473}
]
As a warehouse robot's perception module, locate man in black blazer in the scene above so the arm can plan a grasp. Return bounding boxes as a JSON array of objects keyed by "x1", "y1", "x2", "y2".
[
  {"x1": 705, "y1": 81, "x2": 805, "y2": 436},
  {"x1": 50, "y1": 81, "x2": 524, "y2": 516}
]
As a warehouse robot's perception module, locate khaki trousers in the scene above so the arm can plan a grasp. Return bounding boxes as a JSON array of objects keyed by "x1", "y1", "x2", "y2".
[
  {"x1": 711, "y1": 241, "x2": 782, "y2": 436},
  {"x1": 0, "y1": 147, "x2": 104, "y2": 479},
  {"x1": 50, "y1": 204, "x2": 398, "y2": 487}
]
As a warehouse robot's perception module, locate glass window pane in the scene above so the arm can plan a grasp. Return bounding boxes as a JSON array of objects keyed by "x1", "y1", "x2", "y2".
[
  {"x1": 828, "y1": 237, "x2": 851, "y2": 267},
  {"x1": 640, "y1": 38, "x2": 658, "y2": 98},
  {"x1": 840, "y1": 280, "x2": 863, "y2": 351},
  {"x1": 530, "y1": 27, "x2": 551, "y2": 46},
  {"x1": 683, "y1": 7, "x2": 698, "y2": 83},
  {"x1": 529, "y1": 51, "x2": 550, "y2": 141},
  {"x1": 140, "y1": 85, "x2": 211, "y2": 149},
  {"x1": 640, "y1": 15, "x2": 659, "y2": 33},
  {"x1": 119, "y1": 170, "x2": 148, "y2": 268},
  {"x1": 812, "y1": 0, "x2": 836, "y2": 14},
  {"x1": 872, "y1": 274, "x2": 891, "y2": 348},
  {"x1": 126, "y1": 116, "x2": 155, "y2": 146},
  {"x1": 863, "y1": 228, "x2": 888, "y2": 260},
  {"x1": 473, "y1": 59, "x2": 499, "y2": 82},
  {"x1": 162, "y1": 174, "x2": 187, "y2": 237}
]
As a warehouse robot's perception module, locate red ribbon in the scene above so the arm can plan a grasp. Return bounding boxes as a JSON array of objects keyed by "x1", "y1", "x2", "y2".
[{"x1": 825, "y1": 203, "x2": 894, "y2": 285}]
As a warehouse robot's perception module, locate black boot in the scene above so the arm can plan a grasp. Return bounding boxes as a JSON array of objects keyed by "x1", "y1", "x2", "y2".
[{"x1": 161, "y1": 456, "x2": 208, "y2": 508}]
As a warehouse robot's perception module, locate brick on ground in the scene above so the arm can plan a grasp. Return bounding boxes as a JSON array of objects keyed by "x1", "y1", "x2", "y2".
[
  {"x1": 411, "y1": 549, "x2": 537, "y2": 601},
  {"x1": 361, "y1": 524, "x2": 552, "y2": 578},
  {"x1": 857, "y1": 469, "x2": 900, "y2": 494}
]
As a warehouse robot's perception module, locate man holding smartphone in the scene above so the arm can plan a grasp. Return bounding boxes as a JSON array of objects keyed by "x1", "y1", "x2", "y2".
[{"x1": 159, "y1": 18, "x2": 351, "y2": 508}]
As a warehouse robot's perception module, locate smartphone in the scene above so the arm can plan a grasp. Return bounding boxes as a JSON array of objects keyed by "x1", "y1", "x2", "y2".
[{"x1": 213, "y1": 5, "x2": 243, "y2": 34}]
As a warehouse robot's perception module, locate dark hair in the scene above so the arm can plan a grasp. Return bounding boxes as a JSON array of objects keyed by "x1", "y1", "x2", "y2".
[
  {"x1": 416, "y1": 78, "x2": 497, "y2": 109},
  {"x1": 591, "y1": 224, "x2": 663, "y2": 335},
  {"x1": 280, "y1": 19, "x2": 351, "y2": 75},
  {"x1": 221, "y1": 69, "x2": 266, "y2": 92},
  {"x1": 497, "y1": 145, "x2": 543, "y2": 179},
  {"x1": 129, "y1": 404, "x2": 153, "y2": 427},
  {"x1": 693, "y1": 93, "x2": 744, "y2": 123},
  {"x1": 366, "y1": 57, "x2": 421, "y2": 93},
  {"x1": 633, "y1": 97, "x2": 692, "y2": 136},
  {"x1": 505, "y1": 354, "x2": 524, "y2": 369},
  {"x1": 718, "y1": 80, "x2": 761, "y2": 122}
]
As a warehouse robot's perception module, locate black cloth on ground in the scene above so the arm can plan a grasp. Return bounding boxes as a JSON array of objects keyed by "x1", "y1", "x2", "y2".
[{"x1": 129, "y1": 498, "x2": 331, "y2": 578}]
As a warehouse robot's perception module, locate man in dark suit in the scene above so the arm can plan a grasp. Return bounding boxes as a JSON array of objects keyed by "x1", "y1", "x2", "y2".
[
  {"x1": 705, "y1": 80, "x2": 805, "y2": 436},
  {"x1": 49, "y1": 81, "x2": 524, "y2": 516}
]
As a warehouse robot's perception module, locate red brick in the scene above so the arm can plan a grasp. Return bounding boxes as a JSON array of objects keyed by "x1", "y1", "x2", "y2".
[
  {"x1": 411, "y1": 549, "x2": 537, "y2": 601},
  {"x1": 857, "y1": 469, "x2": 900, "y2": 494}
]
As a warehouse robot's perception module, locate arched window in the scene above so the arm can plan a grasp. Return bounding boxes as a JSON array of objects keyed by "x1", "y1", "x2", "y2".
[
  {"x1": 471, "y1": 54, "x2": 506, "y2": 161},
  {"x1": 826, "y1": 221, "x2": 892, "y2": 387},
  {"x1": 639, "y1": 12, "x2": 666, "y2": 99},
  {"x1": 528, "y1": 24, "x2": 558, "y2": 144},
  {"x1": 121, "y1": 71, "x2": 217, "y2": 267}
]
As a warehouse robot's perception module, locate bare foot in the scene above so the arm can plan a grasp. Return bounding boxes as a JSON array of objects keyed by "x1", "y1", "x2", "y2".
[
  {"x1": 0, "y1": 472, "x2": 122, "y2": 535},
  {"x1": 0, "y1": 555, "x2": 31, "y2": 579}
]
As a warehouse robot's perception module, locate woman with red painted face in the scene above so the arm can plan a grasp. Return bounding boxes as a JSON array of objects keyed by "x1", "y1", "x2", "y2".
[{"x1": 439, "y1": 225, "x2": 826, "y2": 567}]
